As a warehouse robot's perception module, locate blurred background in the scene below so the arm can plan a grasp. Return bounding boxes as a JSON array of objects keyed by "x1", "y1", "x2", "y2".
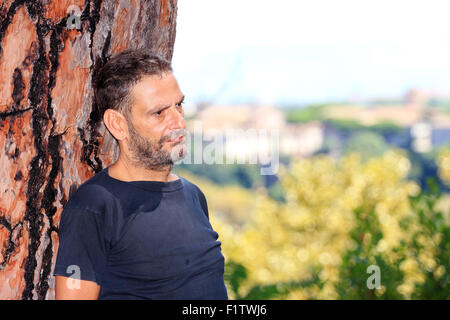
[{"x1": 171, "y1": 0, "x2": 450, "y2": 299}]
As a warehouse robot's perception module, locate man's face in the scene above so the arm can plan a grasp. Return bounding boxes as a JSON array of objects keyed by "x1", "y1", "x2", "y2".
[{"x1": 124, "y1": 72, "x2": 187, "y2": 171}]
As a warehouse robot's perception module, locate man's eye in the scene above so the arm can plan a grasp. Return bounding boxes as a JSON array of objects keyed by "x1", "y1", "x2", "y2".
[{"x1": 153, "y1": 110, "x2": 163, "y2": 116}]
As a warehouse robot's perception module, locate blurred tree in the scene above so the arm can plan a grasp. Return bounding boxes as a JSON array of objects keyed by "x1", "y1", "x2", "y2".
[
  {"x1": 335, "y1": 205, "x2": 406, "y2": 299},
  {"x1": 283, "y1": 104, "x2": 328, "y2": 123},
  {"x1": 437, "y1": 147, "x2": 450, "y2": 186},
  {"x1": 343, "y1": 131, "x2": 389, "y2": 162},
  {"x1": 196, "y1": 149, "x2": 448, "y2": 299}
]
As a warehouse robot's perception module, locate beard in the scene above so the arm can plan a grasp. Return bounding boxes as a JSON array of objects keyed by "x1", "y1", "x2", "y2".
[{"x1": 127, "y1": 120, "x2": 187, "y2": 171}]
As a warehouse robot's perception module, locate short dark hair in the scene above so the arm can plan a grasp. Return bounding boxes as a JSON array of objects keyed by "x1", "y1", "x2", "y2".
[{"x1": 93, "y1": 48, "x2": 172, "y2": 121}]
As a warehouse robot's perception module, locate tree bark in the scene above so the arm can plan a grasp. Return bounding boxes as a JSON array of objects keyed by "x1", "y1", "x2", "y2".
[{"x1": 0, "y1": 0, "x2": 177, "y2": 300}]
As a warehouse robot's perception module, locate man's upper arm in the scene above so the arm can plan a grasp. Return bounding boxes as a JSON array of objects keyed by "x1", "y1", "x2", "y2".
[
  {"x1": 55, "y1": 276, "x2": 101, "y2": 300},
  {"x1": 196, "y1": 186, "x2": 210, "y2": 219},
  {"x1": 53, "y1": 205, "x2": 109, "y2": 295}
]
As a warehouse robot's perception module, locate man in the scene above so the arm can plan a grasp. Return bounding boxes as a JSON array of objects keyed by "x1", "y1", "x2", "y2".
[{"x1": 53, "y1": 49, "x2": 228, "y2": 300}]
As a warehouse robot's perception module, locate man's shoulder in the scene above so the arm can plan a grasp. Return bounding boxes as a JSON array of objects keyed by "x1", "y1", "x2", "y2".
[
  {"x1": 178, "y1": 176, "x2": 204, "y2": 195},
  {"x1": 178, "y1": 176, "x2": 209, "y2": 218},
  {"x1": 65, "y1": 169, "x2": 115, "y2": 213}
]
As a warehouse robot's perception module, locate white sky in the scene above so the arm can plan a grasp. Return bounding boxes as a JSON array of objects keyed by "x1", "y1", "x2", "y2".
[{"x1": 172, "y1": 0, "x2": 450, "y2": 106}]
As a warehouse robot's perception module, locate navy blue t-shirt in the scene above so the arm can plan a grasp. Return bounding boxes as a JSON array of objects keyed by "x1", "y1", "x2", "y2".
[{"x1": 53, "y1": 167, "x2": 228, "y2": 300}]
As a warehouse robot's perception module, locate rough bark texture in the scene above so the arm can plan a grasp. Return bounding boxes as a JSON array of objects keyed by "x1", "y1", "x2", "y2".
[{"x1": 0, "y1": 0, "x2": 177, "y2": 300}]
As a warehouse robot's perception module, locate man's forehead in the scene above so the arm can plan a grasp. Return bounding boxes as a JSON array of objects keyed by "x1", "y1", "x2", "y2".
[
  {"x1": 132, "y1": 73, "x2": 178, "y2": 94},
  {"x1": 130, "y1": 74, "x2": 183, "y2": 110},
  {"x1": 133, "y1": 73, "x2": 174, "y2": 93}
]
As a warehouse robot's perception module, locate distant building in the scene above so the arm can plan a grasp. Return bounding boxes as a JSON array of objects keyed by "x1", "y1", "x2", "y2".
[
  {"x1": 195, "y1": 104, "x2": 253, "y2": 131},
  {"x1": 195, "y1": 104, "x2": 285, "y2": 131},
  {"x1": 404, "y1": 88, "x2": 427, "y2": 111},
  {"x1": 319, "y1": 89, "x2": 450, "y2": 153},
  {"x1": 189, "y1": 104, "x2": 324, "y2": 162},
  {"x1": 280, "y1": 121, "x2": 324, "y2": 157}
]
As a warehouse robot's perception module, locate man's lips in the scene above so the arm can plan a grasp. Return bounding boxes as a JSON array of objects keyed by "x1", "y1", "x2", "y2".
[{"x1": 166, "y1": 135, "x2": 185, "y2": 143}]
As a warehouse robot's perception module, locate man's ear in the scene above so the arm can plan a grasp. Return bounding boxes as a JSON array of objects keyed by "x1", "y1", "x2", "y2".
[{"x1": 103, "y1": 109, "x2": 129, "y2": 141}]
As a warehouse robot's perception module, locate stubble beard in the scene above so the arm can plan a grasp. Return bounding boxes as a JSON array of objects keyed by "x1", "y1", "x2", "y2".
[{"x1": 127, "y1": 120, "x2": 187, "y2": 171}]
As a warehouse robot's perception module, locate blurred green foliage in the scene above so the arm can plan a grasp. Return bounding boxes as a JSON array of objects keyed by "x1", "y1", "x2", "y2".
[
  {"x1": 223, "y1": 178, "x2": 449, "y2": 299},
  {"x1": 190, "y1": 149, "x2": 450, "y2": 300},
  {"x1": 408, "y1": 179, "x2": 450, "y2": 299},
  {"x1": 343, "y1": 131, "x2": 389, "y2": 162},
  {"x1": 323, "y1": 118, "x2": 403, "y2": 136},
  {"x1": 427, "y1": 99, "x2": 450, "y2": 114},
  {"x1": 174, "y1": 163, "x2": 263, "y2": 189},
  {"x1": 283, "y1": 104, "x2": 328, "y2": 123},
  {"x1": 225, "y1": 261, "x2": 324, "y2": 300},
  {"x1": 178, "y1": 108, "x2": 449, "y2": 299}
]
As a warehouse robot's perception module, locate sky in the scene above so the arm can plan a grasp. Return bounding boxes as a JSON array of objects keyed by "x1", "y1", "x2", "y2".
[{"x1": 172, "y1": 0, "x2": 450, "y2": 107}]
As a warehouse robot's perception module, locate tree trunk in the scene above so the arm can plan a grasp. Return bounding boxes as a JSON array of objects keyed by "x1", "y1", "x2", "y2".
[{"x1": 0, "y1": 0, "x2": 177, "y2": 300}]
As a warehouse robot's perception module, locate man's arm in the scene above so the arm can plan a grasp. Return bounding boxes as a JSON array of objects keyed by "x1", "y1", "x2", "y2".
[
  {"x1": 54, "y1": 202, "x2": 109, "y2": 300},
  {"x1": 196, "y1": 186, "x2": 210, "y2": 219},
  {"x1": 55, "y1": 276, "x2": 101, "y2": 300}
]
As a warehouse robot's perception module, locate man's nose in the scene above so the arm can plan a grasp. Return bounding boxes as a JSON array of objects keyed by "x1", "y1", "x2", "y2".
[{"x1": 167, "y1": 105, "x2": 186, "y2": 130}]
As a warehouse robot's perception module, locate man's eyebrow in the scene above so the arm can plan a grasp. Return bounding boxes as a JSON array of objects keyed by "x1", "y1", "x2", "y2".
[
  {"x1": 150, "y1": 96, "x2": 185, "y2": 112},
  {"x1": 177, "y1": 96, "x2": 185, "y2": 105}
]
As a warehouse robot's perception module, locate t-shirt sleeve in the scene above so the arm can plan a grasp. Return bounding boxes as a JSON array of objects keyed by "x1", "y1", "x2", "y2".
[
  {"x1": 196, "y1": 187, "x2": 210, "y2": 220},
  {"x1": 53, "y1": 206, "x2": 109, "y2": 285}
]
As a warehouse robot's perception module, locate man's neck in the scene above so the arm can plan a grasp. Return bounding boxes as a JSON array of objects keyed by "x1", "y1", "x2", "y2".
[{"x1": 107, "y1": 156, "x2": 179, "y2": 183}]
